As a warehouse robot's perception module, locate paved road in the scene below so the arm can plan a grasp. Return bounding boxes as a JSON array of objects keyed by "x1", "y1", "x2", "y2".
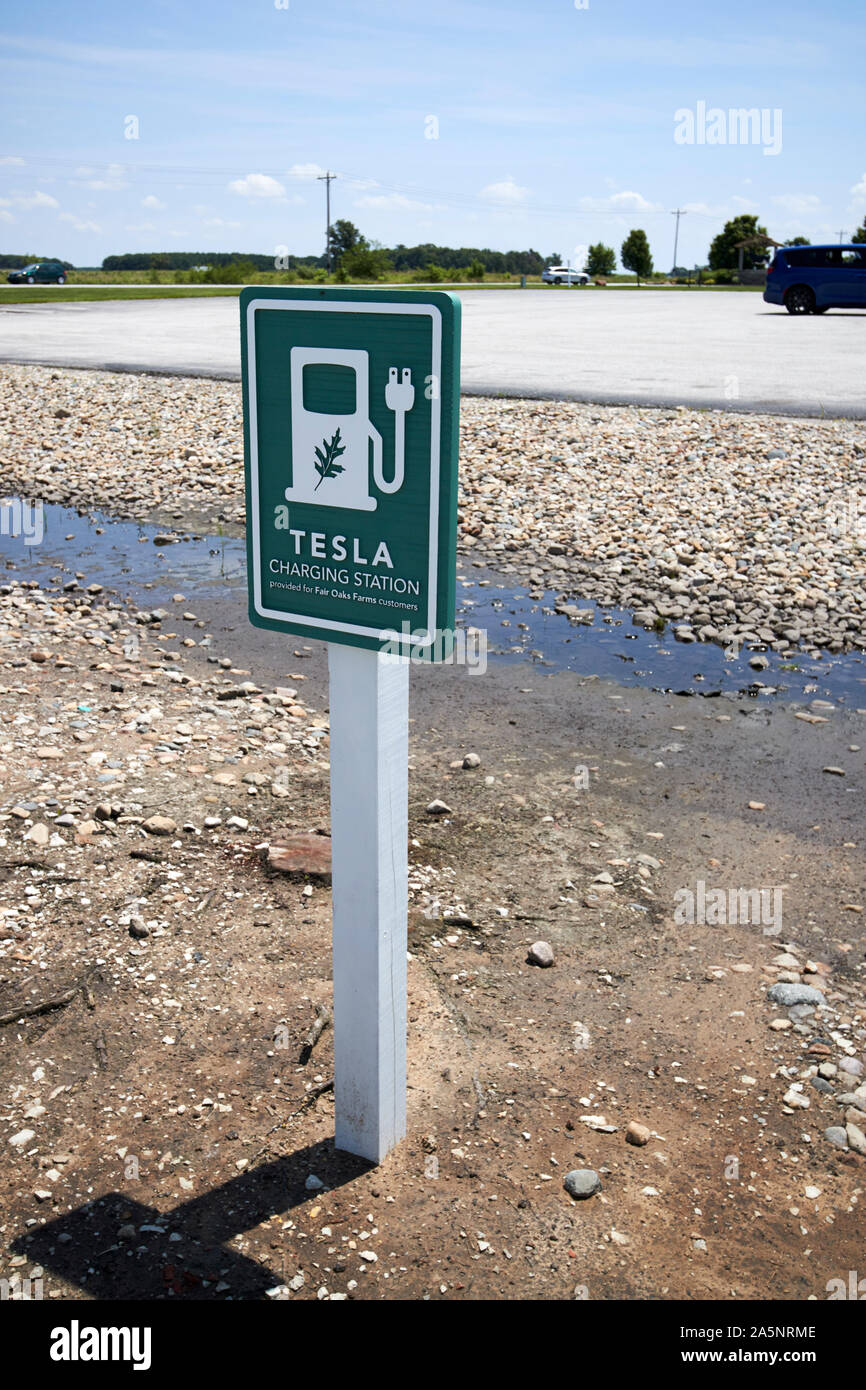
[{"x1": 1, "y1": 290, "x2": 863, "y2": 415}]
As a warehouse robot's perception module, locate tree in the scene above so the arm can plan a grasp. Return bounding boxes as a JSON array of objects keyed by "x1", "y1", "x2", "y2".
[
  {"x1": 708, "y1": 215, "x2": 770, "y2": 270},
  {"x1": 621, "y1": 229, "x2": 653, "y2": 283},
  {"x1": 787, "y1": 236, "x2": 810, "y2": 246},
  {"x1": 328, "y1": 220, "x2": 364, "y2": 267},
  {"x1": 341, "y1": 243, "x2": 392, "y2": 280},
  {"x1": 204, "y1": 258, "x2": 257, "y2": 284},
  {"x1": 852, "y1": 219, "x2": 866, "y2": 244},
  {"x1": 586, "y1": 242, "x2": 616, "y2": 276}
]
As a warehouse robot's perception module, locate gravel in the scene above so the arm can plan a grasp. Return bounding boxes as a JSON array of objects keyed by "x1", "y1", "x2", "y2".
[{"x1": 2, "y1": 363, "x2": 864, "y2": 655}]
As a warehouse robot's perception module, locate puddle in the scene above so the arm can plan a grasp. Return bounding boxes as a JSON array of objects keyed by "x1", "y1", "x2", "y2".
[
  {"x1": 0, "y1": 503, "x2": 246, "y2": 600},
  {"x1": 1, "y1": 504, "x2": 864, "y2": 706},
  {"x1": 457, "y1": 568, "x2": 866, "y2": 704}
]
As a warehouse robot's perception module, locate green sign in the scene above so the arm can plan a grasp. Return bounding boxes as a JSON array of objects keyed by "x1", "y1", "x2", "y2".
[{"x1": 241, "y1": 287, "x2": 460, "y2": 655}]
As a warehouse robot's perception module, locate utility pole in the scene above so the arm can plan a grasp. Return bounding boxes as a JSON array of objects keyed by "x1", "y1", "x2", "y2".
[
  {"x1": 837, "y1": 228, "x2": 846, "y2": 244},
  {"x1": 670, "y1": 208, "x2": 687, "y2": 273},
  {"x1": 318, "y1": 170, "x2": 337, "y2": 273}
]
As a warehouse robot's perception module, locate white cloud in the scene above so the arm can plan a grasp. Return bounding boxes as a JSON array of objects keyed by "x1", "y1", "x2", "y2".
[
  {"x1": 1, "y1": 190, "x2": 59, "y2": 210},
  {"x1": 204, "y1": 216, "x2": 242, "y2": 229},
  {"x1": 683, "y1": 196, "x2": 759, "y2": 218},
  {"x1": 287, "y1": 162, "x2": 328, "y2": 181},
  {"x1": 849, "y1": 172, "x2": 866, "y2": 199},
  {"x1": 141, "y1": 195, "x2": 166, "y2": 210},
  {"x1": 0, "y1": 209, "x2": 13, "y2": 223},
  {"x1": 611, "y1": 190, "x2": 658, "y2": 211},
  {"x1": 579, "y1": 190, "x2": 661, "y2": 213},
  {"x1": 682, "y1": 201, "x2": 725, "y2": 217},
  {"x1": 355, "y1": 192, "x2": 434, "y2": 214},
  {"x1": 771, "y1": 193, "x2": 821, "y2": 217},
  {"x1": 0, "y1": 155, "x2": 25, "y2": 166},
  {"x1": 59, "y1": 213, "x2": 102, "y2": 233},
  {"x1": 228, "y1": 173, "x2": 286, "y2": 199},
  {"x1": 480, "y1": 176, "x2": 528, "y2": 204}
]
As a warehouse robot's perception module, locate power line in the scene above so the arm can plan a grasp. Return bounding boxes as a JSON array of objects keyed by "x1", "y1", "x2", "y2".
[{"x1": 2, "y1": 153, "x2": 723, "y2": 222}]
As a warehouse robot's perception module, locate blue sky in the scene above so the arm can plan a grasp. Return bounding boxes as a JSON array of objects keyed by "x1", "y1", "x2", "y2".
[{"x1": 1, "y1": 0, "x2": 864, "y2": 269}]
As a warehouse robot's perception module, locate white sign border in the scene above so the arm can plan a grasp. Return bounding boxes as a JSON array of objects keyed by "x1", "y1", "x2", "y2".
[{"x1": 245, "y1": 297, "x2": 443, "y2": 648}]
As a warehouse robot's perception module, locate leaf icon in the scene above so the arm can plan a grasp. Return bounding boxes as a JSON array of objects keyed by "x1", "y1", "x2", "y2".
[{"x1": 313, "y1": 428, "x2": 347, "y2": 491}]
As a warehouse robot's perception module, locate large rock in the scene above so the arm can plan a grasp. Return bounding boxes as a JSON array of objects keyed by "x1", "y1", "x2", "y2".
[
  {"x1": 527, "y1": 941, "x2": 554, "y2": 968},
  {"x1": 626, "y1": 1121, "x2": 651, "y2": 1146},
  {"x1": 267, "y1": 834, "x2": 332, "y2": 882},
  {"x1": 824, "y1": 1126, "x2": 849, "y2": 1150},
  {"x1": 846, "y1": 1123, "x2": 866, "y2": 1156},
  {"x1": 767, "y1": 982, "x2": 826, "y2": 1008},
  {"x1": 142, "y1": 815, "x2": 178, "y2": 836},
  {"x1": 564, "y1": 1169, "x2": 601, "y2": 1200}
]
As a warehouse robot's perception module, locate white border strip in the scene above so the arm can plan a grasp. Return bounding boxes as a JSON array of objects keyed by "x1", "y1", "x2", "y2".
[{"x1": 245, "y1": 298, "x2": 442, "y2": 647}]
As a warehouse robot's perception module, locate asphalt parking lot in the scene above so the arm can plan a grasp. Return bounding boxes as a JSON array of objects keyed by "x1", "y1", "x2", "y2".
[{"x1": 1, "y1": 288, "x2": 863, "y2": 415}]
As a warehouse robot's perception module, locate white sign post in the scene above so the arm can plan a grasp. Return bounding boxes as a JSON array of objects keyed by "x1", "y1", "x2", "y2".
[
  {"x1": 241, "y1": 287, "x2": 460, "y2": 1165},
  {"x1": 328, "y1": 644, "x2": 409, "y2": 1162}
]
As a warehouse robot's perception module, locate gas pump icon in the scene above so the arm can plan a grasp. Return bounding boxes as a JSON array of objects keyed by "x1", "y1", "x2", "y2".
[{"x1": 285, "y1": 346, "x2": 415, "y2": 511}]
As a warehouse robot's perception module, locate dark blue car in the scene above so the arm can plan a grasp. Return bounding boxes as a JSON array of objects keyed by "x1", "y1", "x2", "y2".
[{"x1": 764, "y1": 243, "x2": 866, "y2": 314}]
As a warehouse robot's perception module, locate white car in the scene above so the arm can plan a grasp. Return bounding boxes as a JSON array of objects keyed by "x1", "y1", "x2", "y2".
[{"x1": 541, "y1": 265, "x2": 590, "y2": 285}]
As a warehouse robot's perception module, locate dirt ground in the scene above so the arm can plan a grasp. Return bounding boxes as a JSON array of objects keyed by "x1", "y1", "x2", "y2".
[{"x1": 0, "y1": 535, "x2": 864, "y2": 1303}]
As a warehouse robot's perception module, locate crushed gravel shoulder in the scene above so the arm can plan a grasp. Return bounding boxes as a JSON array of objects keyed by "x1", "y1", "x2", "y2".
[{"x1": 1, "y1": 363, "x2": 864, "y2": 655}]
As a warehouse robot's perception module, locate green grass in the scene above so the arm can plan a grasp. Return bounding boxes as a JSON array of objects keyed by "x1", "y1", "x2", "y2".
[
  {"x1": 0, "y1": 285, "x2": 244, "y2": 304},
  {"x1": 0, "y1": 280, "x2": 765, "y2": 305}
]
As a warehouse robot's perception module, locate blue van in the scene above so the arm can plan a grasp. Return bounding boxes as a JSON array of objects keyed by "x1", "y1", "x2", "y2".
[{"x1": 764, "y1": 244, "x2": 866, "y2": 314}]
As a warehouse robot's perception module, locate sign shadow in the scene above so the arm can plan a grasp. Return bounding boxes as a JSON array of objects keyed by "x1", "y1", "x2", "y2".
[{"x1": 12, "y1": 1138, "x2": 371, "y2": 1300}]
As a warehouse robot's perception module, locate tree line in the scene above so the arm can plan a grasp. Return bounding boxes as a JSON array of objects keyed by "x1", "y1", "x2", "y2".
[
  {"x1": 101, "y1": 251, "x2": 303, "y2": 271},
  {"x1": 0, "y1": 253, "x2": 75, "y2": 269},
  {"x1": 98, "y1": 239, "x2": 550, "y2": 275},
  {"x1": 5, "y1": 213, "x2": 864, "y2": 278}
]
